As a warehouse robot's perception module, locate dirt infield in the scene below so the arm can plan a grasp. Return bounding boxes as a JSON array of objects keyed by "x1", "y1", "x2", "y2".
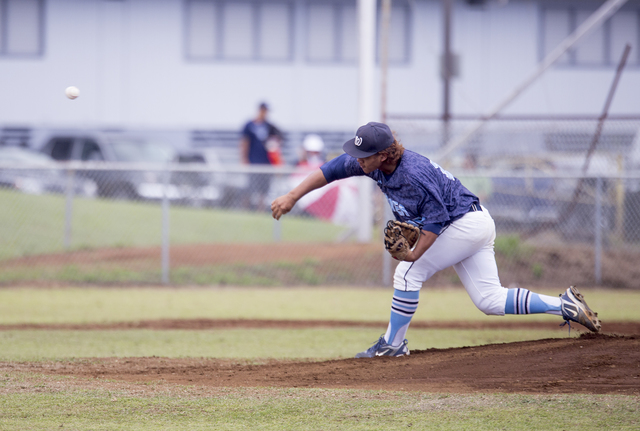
[{"x1": 4, "y1": 319, "x2": 639, "y2": 395}]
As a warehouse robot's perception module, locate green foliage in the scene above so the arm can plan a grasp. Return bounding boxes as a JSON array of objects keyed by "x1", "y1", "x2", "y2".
[
  {"x1": 494, "y1": 234, "x2": 533, "y2": 259},
  {"x1": 531, "y1": 262, "x2": 544, "y2": 279}
]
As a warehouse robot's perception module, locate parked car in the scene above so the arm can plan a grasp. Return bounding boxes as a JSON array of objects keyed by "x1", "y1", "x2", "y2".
[
  {"x1": 180, "y1": 148, "x2": 251, "y2": 209},
  {"x1": 39, "y1": 133, "x2": 220, "y2": 205},
  {"x1": 0, "y1": 146, "x2": 96, "y2": 197},
  {"x1": 479, "y1": 155, "x2": 617, "y2": 241},
  {"x1": 172, "y1": 149, "x2": 223, "y2": 207},
  {"x1": 482, "y1": 157, "x2": 560, "y2": 228}
]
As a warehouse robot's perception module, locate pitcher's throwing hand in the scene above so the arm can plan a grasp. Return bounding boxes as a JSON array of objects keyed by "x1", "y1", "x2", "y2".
[
  {"x1": 271, "y1": 169, "x2": 328, "y2": 221},
  {"x1": 271, "y1": 194, "x2": 296, "y2": 220}
]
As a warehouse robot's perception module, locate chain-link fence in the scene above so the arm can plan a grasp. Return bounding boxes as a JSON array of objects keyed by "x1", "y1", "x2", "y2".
[
  {"x1": 0, "y1": 161, "x2": 376, "y2": 286},
  {"x1": 2, "y1": 118, "x2": 640, "y2": 288}
]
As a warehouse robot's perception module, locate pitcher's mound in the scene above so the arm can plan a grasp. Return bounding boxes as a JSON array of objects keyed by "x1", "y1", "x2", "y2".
[{"x1": 14, "y1": 333, "x2": 640, "y2": 395}]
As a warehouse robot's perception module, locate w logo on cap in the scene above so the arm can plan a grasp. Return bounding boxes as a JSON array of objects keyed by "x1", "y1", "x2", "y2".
[{"x1": 354, "y1": 136, "x2": 363, "y2": 147}]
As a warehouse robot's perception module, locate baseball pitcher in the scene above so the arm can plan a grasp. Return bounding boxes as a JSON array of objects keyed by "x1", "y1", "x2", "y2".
[{"x1": 271, "y1": 122, "x2": 601, "y2": 358}]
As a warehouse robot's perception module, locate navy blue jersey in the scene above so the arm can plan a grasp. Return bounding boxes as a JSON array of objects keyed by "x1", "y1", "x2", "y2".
[
  {"x1": 320, "y1": 150, "x2": 479, "y2": 234},
  {"x1": 242, "y1": 120, "x2": 281, "y2": 165}
]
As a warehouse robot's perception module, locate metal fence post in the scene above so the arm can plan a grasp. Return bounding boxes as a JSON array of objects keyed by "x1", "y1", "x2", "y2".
[
  {"x1": 161, "y1": 169, "x2": 170, "y2": 284},
  {"x1": 595, "y1": 177, "x2": 603, "y2": 285},
  {"x1": 273, "y1": 219, "x2": 281, "y2": 242},
  {"x1": 64, "y1": 169, "x2": 75, "y2": 249}
]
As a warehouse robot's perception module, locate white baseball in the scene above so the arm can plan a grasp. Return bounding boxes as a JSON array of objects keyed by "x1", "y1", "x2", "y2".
[{"x1": 65, "y1": 86, "x2": 80, "y2": 99}]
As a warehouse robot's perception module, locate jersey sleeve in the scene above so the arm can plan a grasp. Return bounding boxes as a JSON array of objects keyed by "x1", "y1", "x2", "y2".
[{"x1": 320, "y1": 153, "x2": 365, "y2": 183}]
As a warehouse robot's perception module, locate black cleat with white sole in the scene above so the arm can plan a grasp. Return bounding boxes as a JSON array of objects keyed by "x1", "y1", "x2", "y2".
[
  {"x1": 560, "y1": 286, "x2": 601, "y2": 332},
  {"x1": 355, "y1": 335, "x2": 410, "y2": 358}
]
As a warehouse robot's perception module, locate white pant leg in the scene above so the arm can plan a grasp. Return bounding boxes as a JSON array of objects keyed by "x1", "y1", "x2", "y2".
[{"x1": 393, "y1": 206, "x2": 507, "y2": 315}]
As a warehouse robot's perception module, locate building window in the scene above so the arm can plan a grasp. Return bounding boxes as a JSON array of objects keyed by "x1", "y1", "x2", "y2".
[
  {"x1": 185, "y1": 0, "x2": 293, "y2": 61},
  {"x1": 306, "y1": 0, "x2": 411, "y2": 64},
  {"x1": 306, "y1": 2, "x2": 356, "y2": 62},
  {"x1": 0, "y1": 0, "x2": 44, "y2": 57},
  {"x1": 540, "y1": 4, "x2": 640, "y2": 67}
]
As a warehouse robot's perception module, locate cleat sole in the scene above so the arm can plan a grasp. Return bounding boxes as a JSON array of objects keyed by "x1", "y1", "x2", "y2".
[{"x1": 567, "y1": 286, "x2": 602, "y2": 332}]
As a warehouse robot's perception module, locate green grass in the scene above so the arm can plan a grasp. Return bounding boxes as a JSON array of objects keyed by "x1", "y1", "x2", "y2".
[
  {"x1": 0, "y1": 190, "x2": 346, "y2": 260},
  {"x1": 0, "y1": 328, "x2": 574, "y2": 361},
  {"x1": 0, "y1": 286, "x2": 636, "y2": 324},
  {"x1": 1, "y1": 378, "x2": 638, "y2": 430},
  {"x1": 0, "y1": 286, "x2": 636, "y2": 360},
  {"x1": 0, "y1": 260, "x2": 359, "y2": 286},
  {"x1": 1, "y1": 286, "x2": 639, "y2": 429}
]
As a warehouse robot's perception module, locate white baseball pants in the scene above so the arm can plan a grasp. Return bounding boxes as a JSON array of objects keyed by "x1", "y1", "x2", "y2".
[{"x1": 393, "y1": 206, "x2": 508, "y2": 316}]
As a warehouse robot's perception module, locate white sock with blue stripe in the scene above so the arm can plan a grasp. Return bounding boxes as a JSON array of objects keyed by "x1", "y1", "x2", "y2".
[
  {"x1": 505, "y1": 288, "x2": 562, "y2": 315},
  {"x1": 384, "y1": 289, "x2": 419, "y2": 347}
]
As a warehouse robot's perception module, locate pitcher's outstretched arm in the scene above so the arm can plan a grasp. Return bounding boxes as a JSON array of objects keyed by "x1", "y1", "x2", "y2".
[{"x1": 271, "y1": 169, "x2": 328, "y2": 220}]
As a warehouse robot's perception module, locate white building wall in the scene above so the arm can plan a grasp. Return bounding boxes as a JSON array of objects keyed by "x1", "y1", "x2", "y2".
[
  {"x1": 0, "y1": 0, "x2": 638, "y2": 138},
  {"x1": 454, "y1": 1, "x2": 542, "y2": 115},
  {"x1": 452, "y1": 0, "x2": 640, "y2": 116}
]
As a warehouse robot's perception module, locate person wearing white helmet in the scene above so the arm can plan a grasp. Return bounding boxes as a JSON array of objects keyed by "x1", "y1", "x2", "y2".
[{"x1": 299, "y1": 134, "x2": 325, "y2": 169}]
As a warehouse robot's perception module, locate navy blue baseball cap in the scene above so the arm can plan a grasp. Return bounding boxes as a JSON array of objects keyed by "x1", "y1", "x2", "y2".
[{"x1": 343, "y1": 122, "x2": 395, "y2": 158}]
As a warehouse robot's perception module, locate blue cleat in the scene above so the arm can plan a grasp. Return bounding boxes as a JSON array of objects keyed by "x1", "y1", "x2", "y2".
[
  {"x1": 560, "y1": 286, "x2": 601, "y2": 332},
  {"x1": 355, "y1": 335, "x2": 409, "y2": 358}
]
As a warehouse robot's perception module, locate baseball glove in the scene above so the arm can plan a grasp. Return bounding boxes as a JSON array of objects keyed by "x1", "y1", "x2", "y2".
[{"x1": 383, "y1": 220, "x2": 421, "y2": 261}]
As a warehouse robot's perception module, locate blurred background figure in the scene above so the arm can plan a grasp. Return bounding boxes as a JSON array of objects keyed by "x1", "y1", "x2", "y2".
[
  {"x1": 239, "y1": 102, "x2": 283, "y2": 210},
  {"x1": 297, "y1": 134, "x2": 326, "y2": 170}
]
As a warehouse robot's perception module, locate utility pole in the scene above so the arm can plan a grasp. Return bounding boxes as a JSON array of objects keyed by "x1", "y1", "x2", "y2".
[
  {"x1": 380, "y1": 0, "x2": 392, "y2": 124},
  {"x1": 442, "y1": 0, "x2": 453, "y2": 146}
]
